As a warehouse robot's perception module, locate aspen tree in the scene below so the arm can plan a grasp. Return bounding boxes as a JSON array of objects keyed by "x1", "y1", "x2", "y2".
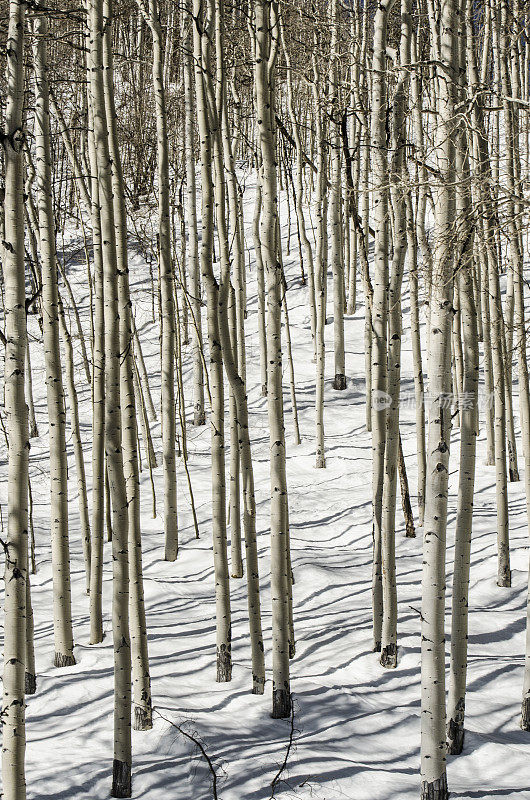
[
  {"x1": 192, "y1": 0, "x2": 232, "y2": 682},
  {"x1": 24, "y1": 338, "x2": 38, "y2": 441},
  {"x1": 143, "y1": 0, "x2": 178, "y2": 562},
  {"x1": 217, "y1": 10, "x2": 247, "y2": 392},
  {"x1": 105, "y1": 0, "x2": 152, "y2": 731},
  {"x1": 329, "y1": 0, "x2": 346, "y2": 391},
  {"x1": 356, "y1": 48, "x2": 373, "y2": 434},
  {"x1": 2, "y1": 2, "x2": 28, "y2": 796},
  {"x1": 406, "y1": 190, "x2": 426, "y2": 527},
  {"x1": 487, "y1": 0, "x2": 510, "y2": 588},
  {"x1": 370, "y1": 0, "x2": 396, "y2": 654},
  {"x1": 311, "y1": 50, "x2": 328, "y2": 470},
  {"x1": 380, "y1": 0, "x2": 411, "y2": 668},
  {"x1": 279, "y1": 14, "x2": 316, "y2": 353},
  {"x1": 447, "y1": 1, "x2": 479, "y2": 753},
  {"x1": 410, "y1": 28, "x2": 433, "y2": 387},
  {"x1": 58, "y1": 297, "x2": 91, "y2": 595},
  {"x1": 132, "y1": 354, "x2": 157, "y2": 473},
  {"x1": 253, "y1": 180, "x2": 268, "y2": 396},
  {"x1": 345, "y1": 9, "x2": 361, "y2": 318},
  {"x1": 228, "y1": 308, "x2": 243, "y2": 578},
  {"x1": 87, "y1": 51, "x2": 106, "y2": 646},
  {"x1": 205, "y1": 4, "x2": 265, "y2": 686},
  {"x1": 131, "y1": 317, "x2": 157, "y2": 422},
  {"x1": 508, "y1": 7, "x2": 530, "y2": 729},
  {"x1": 25, "y1": 572, "x2": 36, "y2": 696},
  {"x1": 32, "y1": 12, "x2": 76, "y2": 668},
  {"x1": 420, "y1": 2, "x2": 458, "y2": 797},
  {"x1": 254, "y1": 0, "x2": 291, "y2": 718},
  {"x1": 89, "y1": 0, "x2": 132, "y2": 791},
  {"x1": 466, "y1": 0, "x2": 510, "y2": 586},
  {"x1": 183, "y1": 0, "x2": 205, "y2": 427},
  {"x1": 280, "y1": 267, "x2": 301, "y2": 447},
  {"x1": 212, "y1": 0, "x2": 244, "y2": 580}
]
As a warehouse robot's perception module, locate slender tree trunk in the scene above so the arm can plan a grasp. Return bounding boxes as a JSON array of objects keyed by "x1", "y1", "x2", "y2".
[
  {"x1": 330, "y1": 0, "x2": 346, "y2": 390},
  {"x1": 420, "y1": 3, "x2": 457, "y2": 797},
  {"x1": 192, "y1": 0, "x2": 232, "y2": 682},
  {"x1": 25, "y1": 571, "x2": 36, "y2": 695},
  {"x1": 280, "y1": 15, "x2": 316, "y2": 352},
  {"x1": 406, "y1": 191, "x2": 426, "y2": 526},
  {"x1": 106, "y1": 0, "x2": 152, "y2": 732},
  {"x1": 89, "y1": 0, "x2": 132, "y2": 791},
  {"x1": 88, "y1": 54, "x2": 106, "y2": 646},
  {"x1": 183, "y1": 0, "x2": 205, "y2": 426},
  {"x1": 254, "y1": 0, "x2": 291, "y2": 718},
  {"x1": 253, "y1": 181, "x2": 268, "y2": 397},
  {"x1": 447, "y1": 7, "x2": 478, "y2": 750},
  {"x1": 312, "y1": 63, "x2": 327, "y2": 470},
  {"x1": 58, "y1": 298, "x2": 91, "y2": 595},
  {"x1": 370, "y1": 0, "x2": 396, "y2": 654},
  {"x1": 147, "y1": 0, "x2": 178, "y2": 562},
  {"x1": 2, "y1": 2, "x2": 28, "y2": 796},
  {"x1": 33, "y1": 12, "x2": 76, "y2": 669},
  {"x1": 380, "y1": 0, "x2": 411, "y2": 668}
]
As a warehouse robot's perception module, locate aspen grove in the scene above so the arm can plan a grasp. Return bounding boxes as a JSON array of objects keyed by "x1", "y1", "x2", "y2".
[{"x1": 3, "y1": 0, "x2": 530, "y2": 797}]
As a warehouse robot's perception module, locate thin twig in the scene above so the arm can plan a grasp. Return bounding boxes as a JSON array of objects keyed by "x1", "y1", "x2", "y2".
[
  {"x1": 270, "y1": 694, "x2": 296, "y2": 799},
  {"x1": 153, "y1": 708, "x2": 218, "y2": 799}
]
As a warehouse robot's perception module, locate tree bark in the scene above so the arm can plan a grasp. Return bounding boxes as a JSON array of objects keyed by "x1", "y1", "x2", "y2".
[
  {"x1": 32, "y1": 12, "x2": 76, "y2": 669},
  {"x1": 420, "y1": 3, "x2": 457, "y2": 797},
  {"x1": 254, "y1": 0, "x2": 291, "y2": 718},
  {"x1": 2, "y1": 2, "x2": 29, "y2": 796}
]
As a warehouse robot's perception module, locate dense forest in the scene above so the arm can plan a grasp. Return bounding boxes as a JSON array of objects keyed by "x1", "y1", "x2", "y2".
[{"x1": 1, "y1": 0, "x2": 530, "y2": 798}]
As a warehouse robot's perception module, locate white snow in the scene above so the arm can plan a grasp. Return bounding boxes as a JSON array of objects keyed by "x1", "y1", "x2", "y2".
[{"x1": 2, "y1": 175, "x2": 530, "y2": 799}]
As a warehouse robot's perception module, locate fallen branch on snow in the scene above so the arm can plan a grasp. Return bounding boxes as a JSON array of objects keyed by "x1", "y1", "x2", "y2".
[
  {"x1": 153, "y1": 707, "x2": 219, "y2": 799},
  {"x1": 270, "y1": 693, "x2": 297, "y2": 799}
]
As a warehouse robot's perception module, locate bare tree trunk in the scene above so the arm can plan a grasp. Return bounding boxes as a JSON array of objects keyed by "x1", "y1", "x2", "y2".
[
  {"x1": 24, "y1": 338, "x2": 38, "y2": 439},
  {"x1": 406, "y1": 191, "x2": 426, "y2": 526},
  {"x1": 33, "y1": 12, "x2": 76, "y2": 669},
  {"x1": 2, "y1": 2, "x2": 28, "y2": 796},
  {"x1": 420, "y1": 3, "x2": 457, "y2": 797},
  {"x1": 279, "y1": 15, "x2": 316, "y2": 352},
  {"x1": 252, "y1": 181, "x2": 268, "y2": 396},
  {"x1": 106, "y1": 0, "x2": 152, "y2": 732},
  {"x1": 25, "y1": 571, "x2": 36, "y2": 695},
  {"x1": 58, "y1": 297, "x2": 91, "y2": 595},
  {"x1": 254, "y1": 0, "x2": 291, "y2": 719},
  {"x1": 145, "y1": 0, "x2": 178, "y2": 562},
  {"x1": 447, "y1": 7, "x2": 478, "y2": 751},
  {"x1": 183, "y1": 0, "x2": 205, "y2": 427},
  {"x1": 330, "y1": 0, "x2": 346, "y2": 390},
  {"x1": 380, "y1": 0, "x2": 411, "y2": 669},
  {"x1": 370, "y1": 0, "x2": 396, "y2": 654},
  {"x1": 87, "y1": 53, "x2": 106, "y2": 646},
  {"x1": 311, "y1": 60, "x2": 327, "y2": 469},
  {"x1": 89, "y1": 0, "x2": 132, "y2": 791},
  {"x1": 192, "y1": 0, "x2": 232, "y2": 682}
]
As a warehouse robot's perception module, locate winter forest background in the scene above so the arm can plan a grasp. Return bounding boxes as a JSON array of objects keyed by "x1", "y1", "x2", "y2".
[{"x1": 1, "y1": 0, "x2": 530, "y2": 798}]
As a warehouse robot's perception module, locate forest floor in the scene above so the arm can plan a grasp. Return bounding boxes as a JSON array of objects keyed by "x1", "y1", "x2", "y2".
[{"x1": 2, "y1": 173, "x2": 530, "y2": 799}]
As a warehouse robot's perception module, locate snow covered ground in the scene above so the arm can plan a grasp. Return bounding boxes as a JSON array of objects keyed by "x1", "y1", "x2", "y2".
[{"x1": 2, "y1": 175, "x2": 530, "y2": 799}]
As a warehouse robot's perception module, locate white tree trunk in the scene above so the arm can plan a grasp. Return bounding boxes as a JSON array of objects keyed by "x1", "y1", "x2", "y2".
[
  {"x1": 420, "y1": 2, "x2": 457, "y2": 797},
  {"x1": 370, "y1": 0, "x2": 396, "y2": 654},
  {"x1": 106, "y1": 0, "x2": 152, "y2": 732},
  {"x1": 192, "y1": 0, "x2": 232, "y2": 682},
  {"x1": 2, "y1": 2, "x2": 28, "y2": 796},
  {"x1": 380, "y1": 0, "x2": 411, "y2": 668},
  {"x1": 183, "y1": 0, "x2": 205, "y2": 426},
  {"x1": 89, "y1": 0, "x2": 132, "y2": 791},
  {"x1": 254, "y1": 0, "x2": 291, "y2": 718},
  {"x1": 33, "y1": 13, "x2": 76, "y2": 669}
]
